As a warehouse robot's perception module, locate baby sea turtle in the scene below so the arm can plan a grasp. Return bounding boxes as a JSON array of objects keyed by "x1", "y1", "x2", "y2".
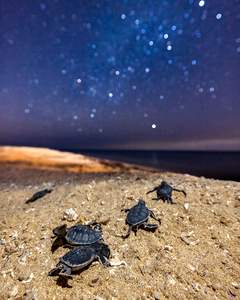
[
  {"x1": 53, "y1": 224, "x2": 103, "y2": 246},
  {"x1": 121, "y1": 200, "x2": 160, "y2": 238},
  {"x1": 48, "y1": 242, "x2": 110, "y2": 279},
  {"x1": 26, "y1": 189, "x2": 52, "y2": 203},
  {"x1": 146, "y1": 181, "x2": 186, "y2": 204}
]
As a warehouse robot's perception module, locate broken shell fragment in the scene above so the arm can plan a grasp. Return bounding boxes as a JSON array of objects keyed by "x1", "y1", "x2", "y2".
[
  {"x1": 109, "y1": 258, "x2": 127, "y2": 266},
  {"x1": 180, "y1": 232, "x2": 199, "y2": 245},
  {"x1": 61, "y1": 208, "x2": 78, "y2": 222},
  {"x1": 180, "y1": 232, "x2": 190, "y2": 245},
  {"x1": 232, "y1": 282, "x2": 239, "y2": 288},
  {"x1": 184, "y1": 203, "x2": 190, "y2": 210}
]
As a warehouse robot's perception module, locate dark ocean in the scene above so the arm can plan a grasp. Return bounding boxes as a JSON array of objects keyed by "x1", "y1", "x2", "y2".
[{"x1": 63, "y1": 150, "x2": 240, "y2": 182}]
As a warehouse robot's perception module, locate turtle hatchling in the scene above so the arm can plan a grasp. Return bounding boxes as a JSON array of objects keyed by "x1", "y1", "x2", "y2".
[
  {"x1": 121, "y1": 200, "x2": 160, "y2": 238},
  {"x1": 146, "y1": 181, "x2": 186, "y2": 204},
  {"x1": 48, "y1": 242, "x2": 110, "y2": 279},
  {"x1": 53, "y1": 223, "x2": 103, "y2": 246},
  {"x1": 26, "y1": 188, "x2": 52, "y2": 203}
]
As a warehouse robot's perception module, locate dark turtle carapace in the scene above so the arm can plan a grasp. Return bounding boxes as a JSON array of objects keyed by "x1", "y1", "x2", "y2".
[
  {"x1": 53, "y1": 224, "x2": 103, "y2": 246},
  {"x1": 48, "y1": 242, "x2": 110, "y2": 279},
  {"x1": 26, "y1": 189, "x2": 52, "y2": 204},
  {"x1": 121, "y1": 200, "x2": 160, "y2": 238},
  {"x1": 146, "y1": 181, "x2": 186, "y2": 204}
]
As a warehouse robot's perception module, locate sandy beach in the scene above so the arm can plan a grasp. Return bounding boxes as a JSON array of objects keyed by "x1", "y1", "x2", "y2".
[{"x1": 0, "y1": 147, "x2": 240, "y2": 300}]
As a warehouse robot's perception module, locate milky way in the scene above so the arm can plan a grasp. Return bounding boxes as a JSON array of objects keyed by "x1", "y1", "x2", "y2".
[{"x1": 1, "y1": 0, "x2": 240, "y2": 149}]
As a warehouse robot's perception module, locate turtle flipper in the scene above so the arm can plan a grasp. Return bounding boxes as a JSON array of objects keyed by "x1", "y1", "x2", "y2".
[
  {"x1": 98, "y1": 254, "x2": 109, "y2": 267},
  {"x1": 121, "y1": 208, "x2": 130, "y2": 213},
  {"x1": 146, "y1": 187, "x2": 157, "y2": 195},
  {"x1": 142, "y1": 222, "x2": 158, "y2": 229},
  {"x1": 48, "y1": 265, "x2": 63, "y2": 277},
  {"x1": 149, "y1": 210, "x2": 161, "y2": 224},
  {"x1": 59, "y1": 265, "x2": 73, "y2": 279},
  {"x1": 167, "y1": 196, "x2": 177, "y2": 205},
  {"x1": 173, "y1": 188, "x2": 186, "y2": 196},
  {"x1": 122, "y1": 225, "x2": 133, "y2": 238},
  {"x1": 151, "y1": 196, "x2": 161, "y2": 201}
]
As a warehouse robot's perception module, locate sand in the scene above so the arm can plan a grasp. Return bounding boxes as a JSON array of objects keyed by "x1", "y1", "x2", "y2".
[{"x1": 0, "y1": 158, "x2": 240, "y2": 299}]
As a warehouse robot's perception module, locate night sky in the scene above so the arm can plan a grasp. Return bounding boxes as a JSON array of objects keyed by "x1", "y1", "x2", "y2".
[{"x1": 1, "y1": 0, "x2": 240, "y2": 150}]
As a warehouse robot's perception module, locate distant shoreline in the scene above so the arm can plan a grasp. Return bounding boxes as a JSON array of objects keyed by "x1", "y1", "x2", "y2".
[{"x1": 66, "y1": 149, "x2": 240, "y2": 181}]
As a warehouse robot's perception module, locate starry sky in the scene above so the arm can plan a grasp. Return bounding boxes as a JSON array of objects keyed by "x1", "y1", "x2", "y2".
[{"x1": 1, "y1": 0, "x2": 240, "y2": 150}]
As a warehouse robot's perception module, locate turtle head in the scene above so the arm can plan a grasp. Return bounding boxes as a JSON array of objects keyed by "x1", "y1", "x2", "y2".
[
  {"x1": 92, "y1": 242, "x2": 110, "y2": 258},
  {"x1": 93, "y1": 224, "x2": 103, "y2": 234},
  {"x1": 138, "y1": 200, "x2": 146, "y2": 206},
  {"x1": 99, "y1": 243, "x2": 110, "y2": 258},
  {"x1": 53, "y1": 224, "x2": 67, "y2": 237}
]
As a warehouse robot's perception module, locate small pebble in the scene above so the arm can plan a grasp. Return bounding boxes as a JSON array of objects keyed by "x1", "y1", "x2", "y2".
[
  {"x1": 232, "y1": 282, "x2": 239, "y2": 288},
  {"x1": 184, "y1": 203, "x2": 190, "y2": 210},
  {"x1": 212, "y1": 282, "x2": 222, "y2": 290},
  {"x1": 8, "y1": 285, "x2": 18, "y2": 298},
  {"x1": 18, "y1": 274, "x2": 29, "y2": 281},
  {"x1": 220, "y1": 216, "x2": 228, "y2": 226},
  {"x1": 101, "y1": 201, "x2": 106, "y2": 205},
  {"x1": 235, "y1": 202, "x2": 240, "y2": 208},
  {"x1": 89, "y1": 275, "x2": 100, "y2": 287},
  {"x1": 154, "y1": 291, "x2": 160, "y2": 300},
  {"x1": 164, "y1": 245, "x2": 173, "y2": 252},
  {"x1": 24, "y1": 289, "x2": 35, "y2": 300}
]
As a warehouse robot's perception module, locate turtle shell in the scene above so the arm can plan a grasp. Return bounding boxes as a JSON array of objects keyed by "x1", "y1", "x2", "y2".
[
  {"x1": 158, "y1": 181, "x2": 172, "y2": 196},
  {"x1": 60, "y1": 245, "x2": 96, "y2": 270},
  {"x1": 59, "y1": 242, "x2": 110, "y2": 271},
  {"x1": 126, "y1": 200, "x2": 149, "y2": 226},
  {"x1": 65, "y1": 225, "x2": 102, "y2": 245}
]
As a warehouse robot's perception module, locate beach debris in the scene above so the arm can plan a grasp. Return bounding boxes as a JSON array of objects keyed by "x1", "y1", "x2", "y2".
[
  {"x1": 227, "y1": 289, "x2": 236, "y2": 297},
  {"x1": 21, "y1": 273, "x2": 33, "y2": 283},
  {"x1": 18, "y1": 274, "x2": 30, "y2": 281},
  {"x1": 164, "y1": 245, "x2": 173, "y2": 252},
  {"x1": 188, "y1": 264, "x2": 195, "y2": 271},
  {"x1": 48, "y1": 242, "x2": 110, "y2": 279},
  {"x1": 184, "y1": 203, "x2": 190, "y2": 211},
  {"x1": 94, "y1": 297, "x2": 105, "y2": 300},
  {"x1": 180, "y1": 232, "x2": 190, "y2": 244},
  {"x1": 153, "y1": 291, "x2": 160, "y2": 300},
  {"x1": 0, "y1": 239, "x2": 6, "y2": 245},
  {"x1": 8, "y1": 285, "x2": 18, "y2": 298},
  {"x1": 23, "y1": 289, "x2": 35, "y2": 300},
  {"x1": 109, "y1": 257, "x2": 127, "y2": 266},
  {"x1": 219, "y1": 216, "x2": 233, "y2": 227},
  {"x1": 53, "y1": 223, "x2": 103, "y2": 246},
  {"x1": 26, "y1": 189, "x2": 52, "y2": 203},
  {"x1": 89, "y1": 275, "x2": 101, "y2": 287},
  {"x1": 146, "y1": 181, "x2": 186, "y2": 204},
  {"x1": 121, "y1": 200, "x2": 160, "y2": 238},
  {"x1": 140, "y1": 261, "x2": 154, "y2": 275},
  {"x1": 61, "y1": 208, "x2": 78, "y2": 222},
  {"x1": 180, "y1": 232, "x2": 199, "y2": 245},
  {"x1": 2, "y1": 269, "x2": 14, "y2": 278},
  {"x1": 235, "y1": 201, "x2": 240, "y2": 208},
  {"x1": 232, "y1": 282, "x2": 239, "y2": 288}
]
